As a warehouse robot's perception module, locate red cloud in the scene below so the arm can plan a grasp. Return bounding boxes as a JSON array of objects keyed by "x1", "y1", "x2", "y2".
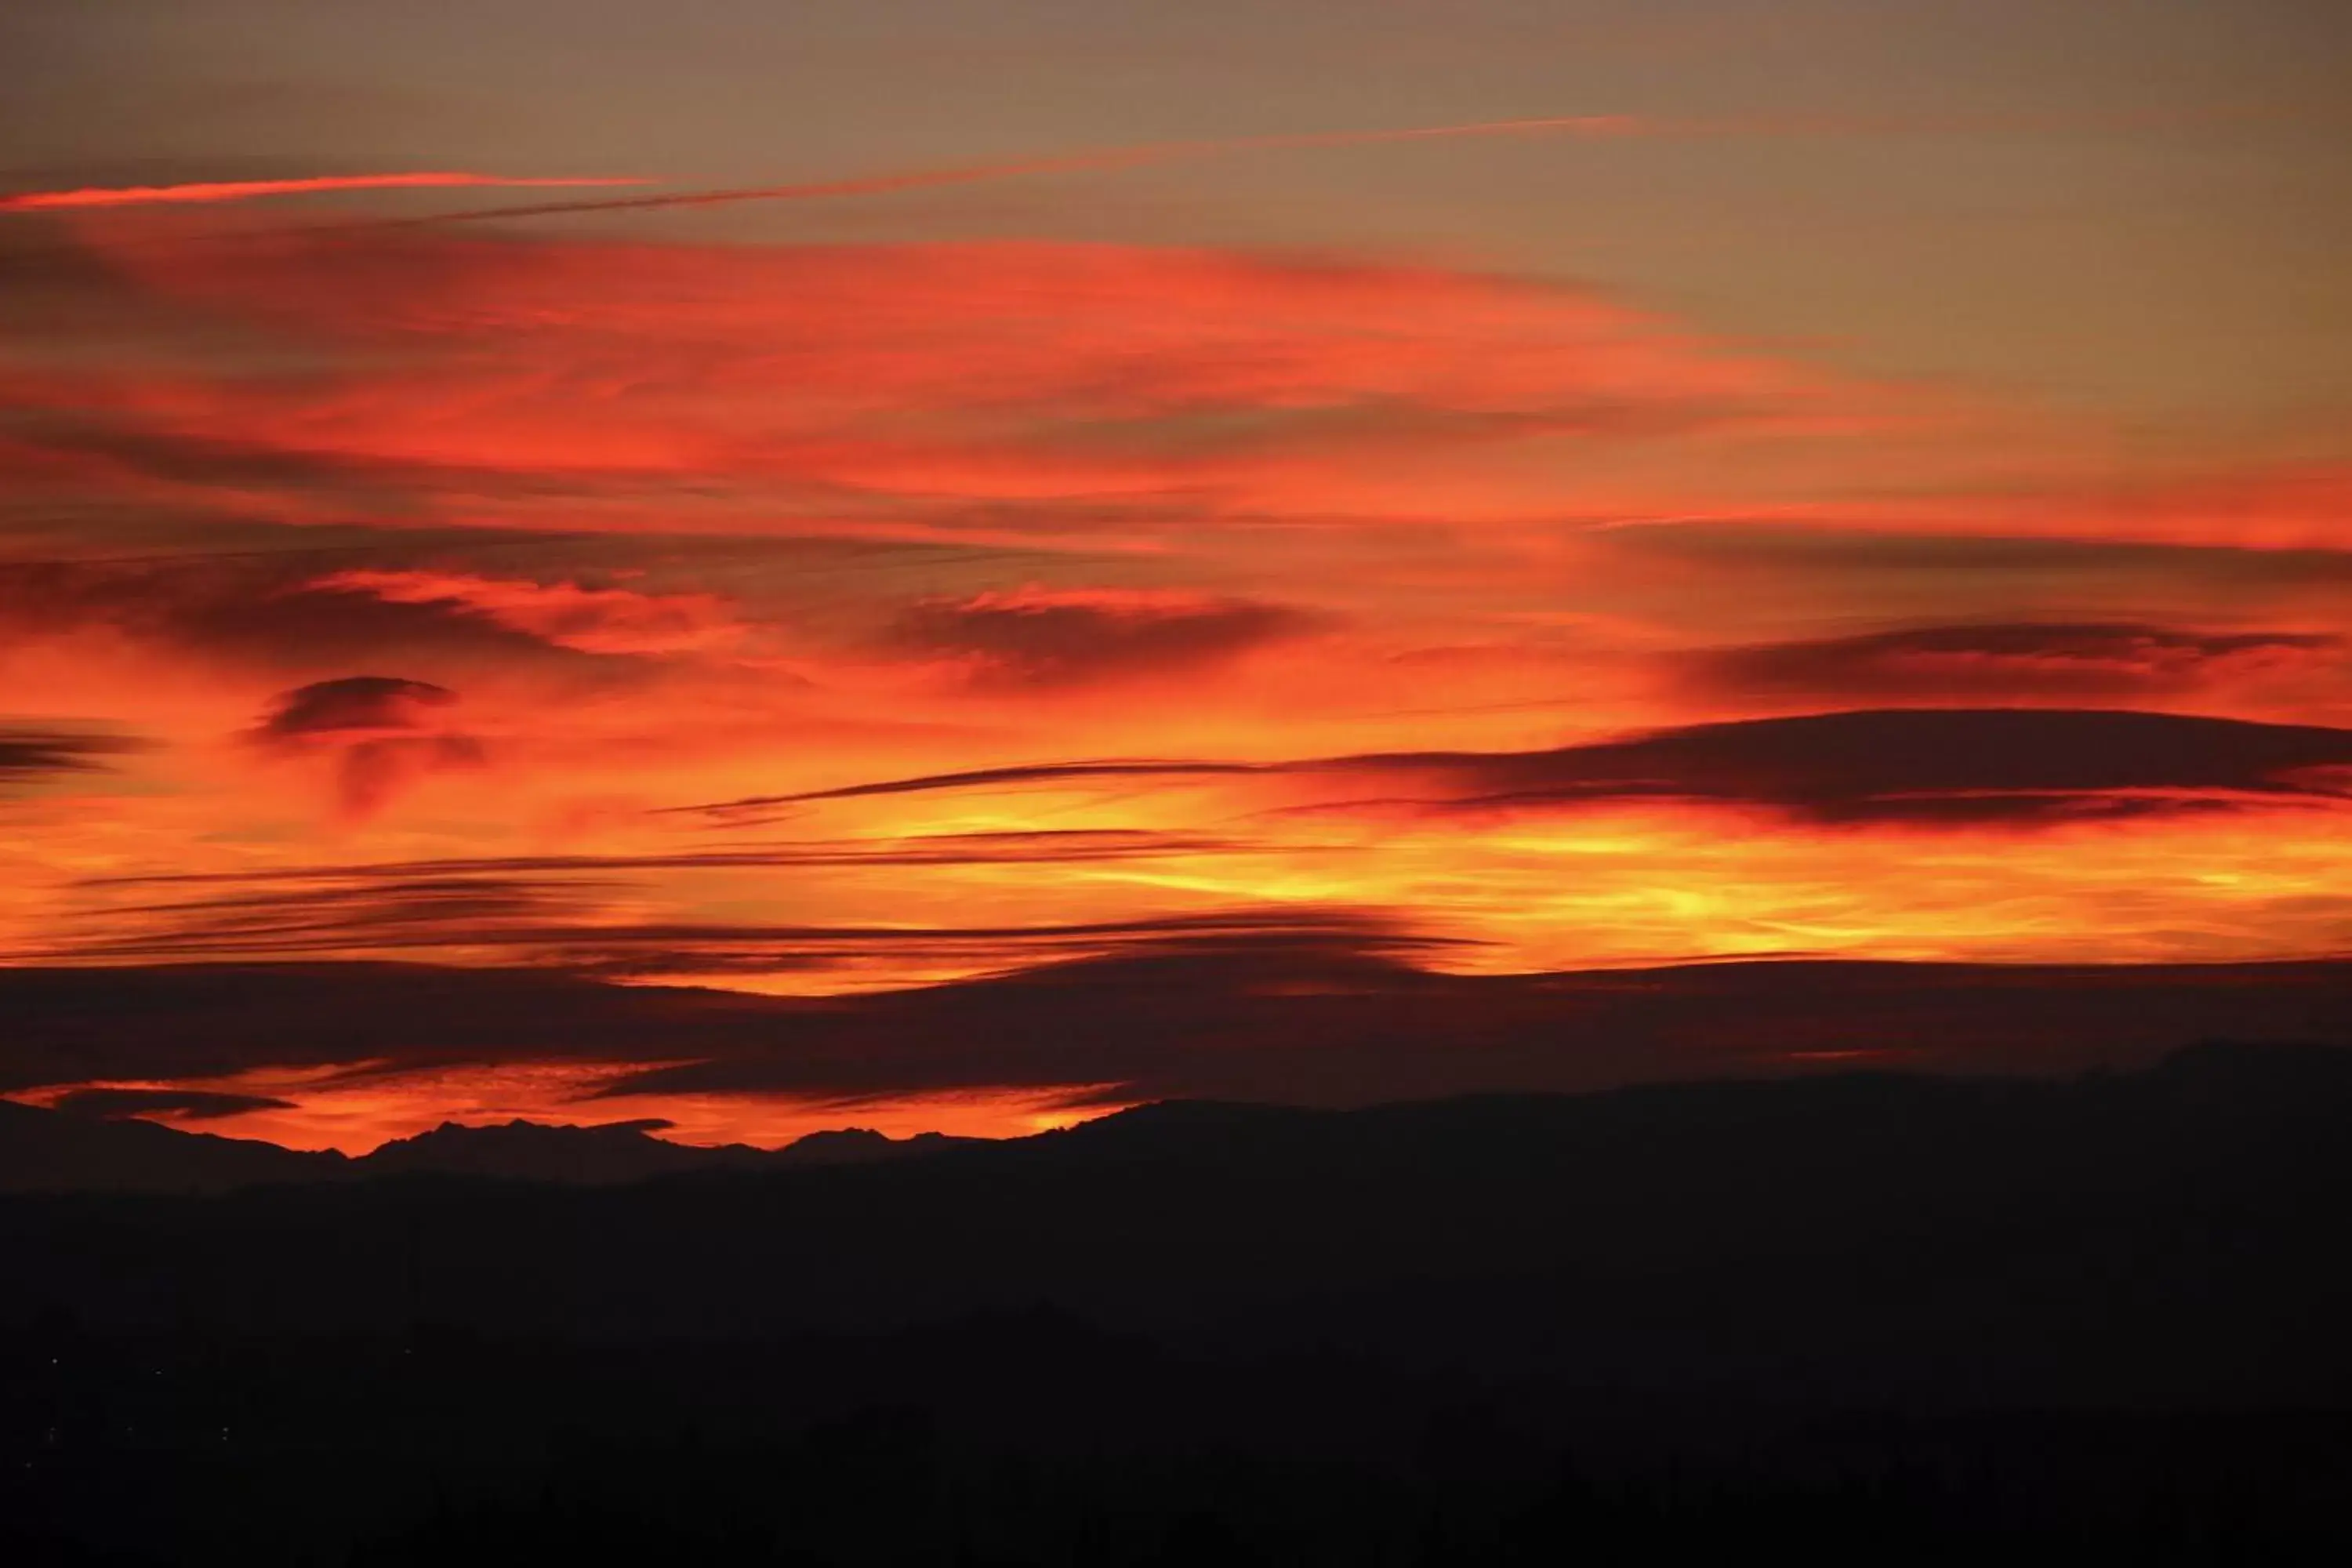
[{"x1": 42, "y1": 234, "x2": 1840, "y2": 536}]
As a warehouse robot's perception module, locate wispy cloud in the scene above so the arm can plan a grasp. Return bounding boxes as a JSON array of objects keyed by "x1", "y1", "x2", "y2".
[
  {"x1": 0, "y1": 727, "x2": 140, "y2": 787},
  {"x1": 0, "y1": 172, "x2": 648, "y2": 213},
  {"x1": 673, "y1": 760, "x2": 1267, "y2": 818},
  {"x1": 40, "y1": 886, "x2": 1430, "y2": 983},
  {"x1": 354, "y1": 116, "x2": 1644, "y2": 228},
  {"x1": 76, "y1": 829, "x2": 1239, "y2": 887},
  {"x1": 688, "y1": 708, "x2": 2352, "y2": 828},
  {"x1": 27, "y1": 234, "x2": 1834, "y2": 544},
  {"x1": 888, "y1": 585, "x2": 1316, "y2": 688},
  {"x1": 1679, "y1": 622, "x2": 2343, "y2": 704},
  {"x1": 327, "y1": 108, "x2": 2213, "y2": 233}
]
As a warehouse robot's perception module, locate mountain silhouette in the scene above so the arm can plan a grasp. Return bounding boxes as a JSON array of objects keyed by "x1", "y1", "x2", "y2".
[
  {"x1": 9, "y1": 1040, "x2": 2350, "y2": 1401},
  {"x1": 0, "y1": 1096, "x2": 340, "y2": 1193},
  {"x1": 764, "y1": 1126, "x2": 981, "y2": 1167},
  {"x1": 358, "y1": 1117, "x2": 978, "y2": 1185},
  {"x1": 0, "y1": 1100, "x2": 982, "y2": 1193},
  {"x1": 8, "y1": 1042, "x2": 2351, "y2": 1563},
  {"x1": 358, "y1": 1117, "x2": 766, "y2": 1185}
]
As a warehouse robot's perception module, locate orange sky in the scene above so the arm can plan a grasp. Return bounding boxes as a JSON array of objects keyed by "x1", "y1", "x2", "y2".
[{"x1": 4, "y1": 2, "x2": 2348, "y2": 1151}]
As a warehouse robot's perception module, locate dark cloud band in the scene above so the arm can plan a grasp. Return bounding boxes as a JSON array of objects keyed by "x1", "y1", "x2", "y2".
[
  {"x1": 679, "y1": 708, "x2": 2352, "y2": 827},
  {"x1": 1681, "y1": 622, "x2": 2339, "y2": 702},
  {"x1": 0, "y1": 726, "x2": 139, "y2": 786},
  {"x1": 48, "y1": 1087, "x2": 298, "y2": 1120},
  {"x1": 5, "y1": 948, "x2": 2349, "y2": 1112}
]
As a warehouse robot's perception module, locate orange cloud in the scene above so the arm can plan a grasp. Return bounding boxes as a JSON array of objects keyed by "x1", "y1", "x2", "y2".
[
  {"x1": 313, "y1": 570, "x2": 743, "y2": 655},
  {"x1": 45, "y1": 234, "x2": 1846, "y2": 540},
  {"x1": 889, "y1": 585, "x2": 1316, "y2": 688},
  {"x1": 5, "y1": 216, "x2": 2350, "y2": 1131}
]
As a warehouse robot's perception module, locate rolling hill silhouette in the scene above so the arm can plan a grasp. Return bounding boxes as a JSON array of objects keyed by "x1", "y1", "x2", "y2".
[{"x1": 0, "y1": 1097, "x2": 337, "y2": 1193}]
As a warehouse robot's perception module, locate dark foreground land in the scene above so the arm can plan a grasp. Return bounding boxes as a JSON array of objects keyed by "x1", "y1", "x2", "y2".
[{"x1": 7, "y1": 1041, "x2": 2352, "y2": 1563}]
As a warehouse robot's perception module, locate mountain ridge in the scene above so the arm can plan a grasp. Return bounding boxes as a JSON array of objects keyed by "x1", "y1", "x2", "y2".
[
  {"x1": 0, "y1": 1100, "x2": 983, "y2": 1194},
  {"x1": 6, "y1": 1040, "x2": 2349, "y2": 1406}
]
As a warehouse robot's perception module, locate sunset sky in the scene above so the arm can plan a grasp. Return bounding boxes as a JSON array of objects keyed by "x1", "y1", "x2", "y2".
[{"x1": 5, "y1": 1, "x2": 2350, "y2": 1151}]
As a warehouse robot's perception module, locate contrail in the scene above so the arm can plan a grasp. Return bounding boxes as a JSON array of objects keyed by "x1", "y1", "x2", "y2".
[
  {"x1": 349, "y1": 115, "x2": 1648, "y2": 229},
  {"x1": 2, "y1": 105, "x2": 2254, "y2": 228},
  {"x1": 346, "y1": 105, "x2": 2270, "y2": 229},
  {"x1": 0, "y1": 172, "x2": 651, "y2": 213}
]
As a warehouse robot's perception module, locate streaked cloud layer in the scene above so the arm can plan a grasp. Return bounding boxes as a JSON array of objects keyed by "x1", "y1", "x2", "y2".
[{"x1": 2, "y1": 0, "x2": 2347, "y2": 1149}]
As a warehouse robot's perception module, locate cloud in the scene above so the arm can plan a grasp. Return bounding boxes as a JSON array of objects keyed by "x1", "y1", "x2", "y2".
[
  {"x1": 78, "y1": 829, "x2": 1236, "y2": 887},
  {"x1": 257, "y1": 677, "x2": 459, "y2": 742},
  {"x1": 0, "y1": 726, "x2": 136, "y2": 786},
  {"x1": 888, "y1": 585, "x2": 1313, "y2": 687},
  {"x1": 0, "y1": 172, "x2": 648, "y2": 213},
  {"x1": 333, "y1": 116, "x2": 1646, "y2": 230},
  {"x1": 1599, "y1": 464, "x2": 2352, "y2": 557},
  {"x1": 47, "y1": 1087, "x2": 297, "y2": 1120},
  {"x1": 80, "y1": 875, "x2": 580, "y2": 959},
  {"x1": 588, "y1": 948, "x2": 2352, "y2": 1107},
  {"x1": 254, "y1": 675, "x2": 457, "y2": 740},
  {"x1": 0, "y1": 918, "x2": 1444, "y2": 1093},
  {"x1": 42, "y1": 883, "x2": 1437, "y2": 981},
  {"x1": 726, "y1": 708, "x2": 2352, "y2": 827},
  {"x1": 313, "y1": 569, "x2": 742, "y2": 655},
  {"x1": 323, "y1": 110, "x2": 2185, "y2": 236},
  {"x1": 7, "y1": 948, "x2": 2350, "y2": 1113},
  {"x1": 0, "y1": 960, "x2": 658, "y2": 1093},
  {"x1": 673, "y1": 760, "x2": 1265, "y2": 818},
  {"x1": 341, "y1": 108, "x2": 2252, "y2": 236},
  {"x1": 1370, "y1": 708, "x2": 2352, "y2": 824},
  {"x1": 1606, "y1": 521, "x2": 2352, "y2": 583},
  {"x1": 53, "y1": 232, "x2": 1834, "y2": 539},
  {"x1": 0, "y1": 554, "x2": 656, "y2": 681},
  {"x1": 249, "y1": 676, "x2": 485, "y2": 817},
  {"x1": 1681, "y1": 622, "x2": 2342, "y2": 702},
  {"x1": 4, "y1": 145, "x2": 2347, "y2": 1025},
  {"x1": 0, "y1": 411, "x2": 514, "y2": 515}
]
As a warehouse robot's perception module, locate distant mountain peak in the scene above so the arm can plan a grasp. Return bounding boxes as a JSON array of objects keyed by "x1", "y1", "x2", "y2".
[
  {"x1": 349, "y1": 1116, "x2": 985, "y2": 1183},
  {"x1": 358, "y1": 1117, "x2": 760, "y2": 1185}
]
